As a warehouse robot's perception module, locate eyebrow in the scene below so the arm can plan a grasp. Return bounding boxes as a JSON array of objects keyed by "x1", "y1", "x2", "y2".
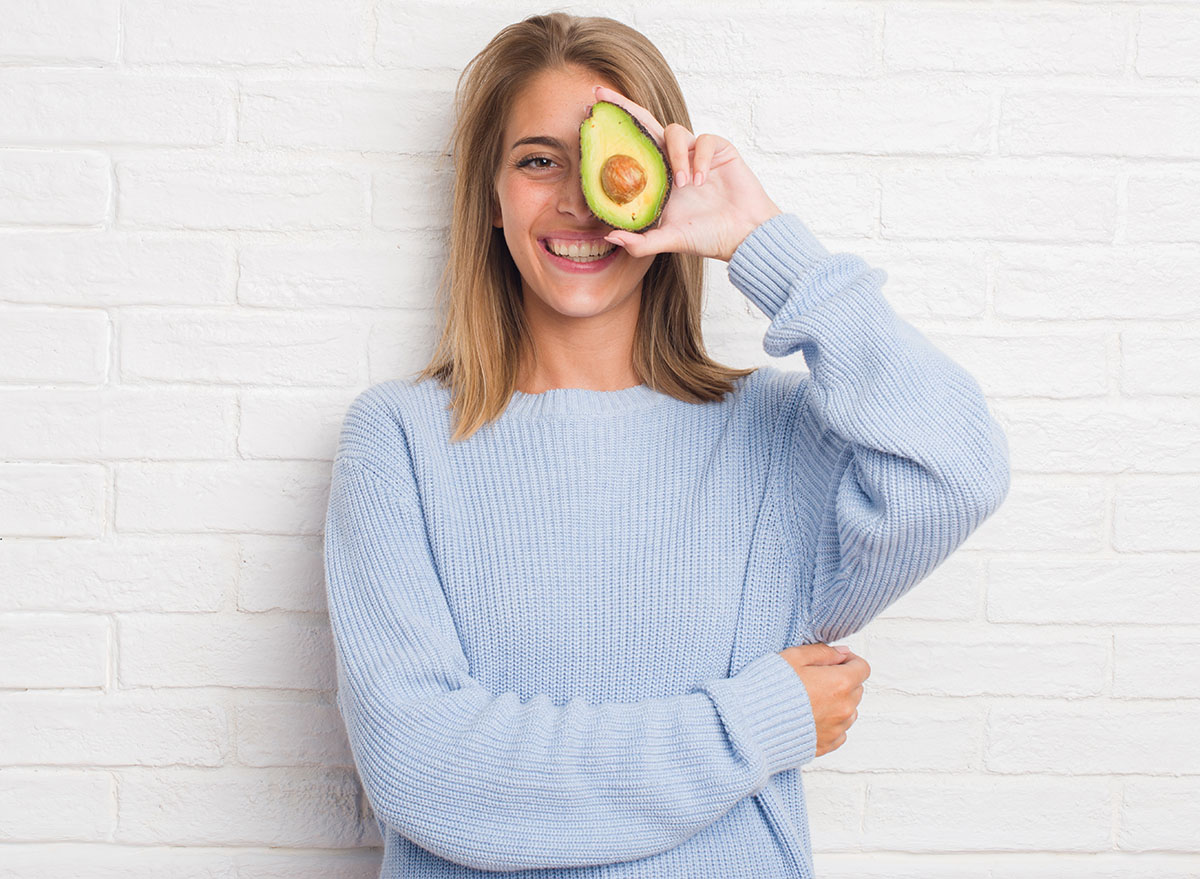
[{"x1": 510, "y1": 135, "x2": 569, "y2": 152}]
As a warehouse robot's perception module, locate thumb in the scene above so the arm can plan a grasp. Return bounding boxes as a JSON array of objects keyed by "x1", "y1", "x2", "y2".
[
  {"x1": 782, "y1": 643, "x2": 852, "y2": 668},
  {"x1": 604, "y1": 226, "x2": 682, "y2": 259}
]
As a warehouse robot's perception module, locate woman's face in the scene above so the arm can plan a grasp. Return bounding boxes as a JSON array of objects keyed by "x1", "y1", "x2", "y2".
[{"x1": 493, "y1": 64, "x2": 656, "y2": 324}]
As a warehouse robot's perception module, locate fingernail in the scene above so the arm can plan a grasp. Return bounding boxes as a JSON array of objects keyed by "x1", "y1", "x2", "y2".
[
  {"x1": 675, "y1": 170, "x2": 687, "y2": 187},
  {"x1": 834, "y1": 645, "x2": 851, "y2": 654},
  {"x1": 693, "y1": 172, "x2": 702, "y2": 186}
]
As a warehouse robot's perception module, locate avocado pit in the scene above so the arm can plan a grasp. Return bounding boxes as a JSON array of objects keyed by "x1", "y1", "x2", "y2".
[{"x1": 600, "y1": 154, "x2": 646, "y2": 205}]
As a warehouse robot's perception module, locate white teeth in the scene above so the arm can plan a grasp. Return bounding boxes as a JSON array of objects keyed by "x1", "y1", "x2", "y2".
[{"x1": 545, "y1": 238, "x2": 615, "y2": 260}]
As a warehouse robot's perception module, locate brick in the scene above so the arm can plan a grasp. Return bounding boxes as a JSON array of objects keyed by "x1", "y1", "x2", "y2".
[
  {"x1": 883, "y1": 164, "x2": 1114, "y2": 242},
  {"x1": 801, "y1": 773, "x2": 865, "y2": 850},
  {"x1": 1119, "y1": 778, "x2": 1200, "y2": 850},
  {"x1": 0, "y1": 151, "x2": 108, "y2": 225},
  {"x1": 0, "y1": 232, "x2": 235, "y2": 306},
  {"x1": 756, "y1": 83, "x2": 991, "y2": 156},
  {"x1": 925, "y1": 331, "x2": 1108, "y2": 399},
  {"x1": 240, "y1": 82, "x2": 452, "y2": 154},
  {"x1": 0, "y1": 464, "x2": 105, "y2": 538},
  {"x1": 814, "y1": 852, "x2": 1200, "y2": 879},
  {"x1": 863, "y1": 774, "x2": 1112, "y2": 851},
  {"x1": 115, "y1": 767, "x2": 362, "y2": 846},
  {"x1": 865, "y1": 626, "x2": 1106, "y2": 697},
  {"x1": 234, "y1": 695, "x2": 353, "y2": 766},
  {"x1": 990, "y1": 398, "x2": 1200, "y2": 473},
  {"x1": 635, "y1": 4, "x2": 874, "y2": 75},
  {"x1": 885, "y1": 6, "x2": 1124, "y2": 74},
  {"x1": 988, "y1": 703, "x2": 1200, "y2": 774},
  {"x1": 238, "y1": 237, "x2": 444, "y2": 309},
  {"x1": 237, "y1": 534, "x2": 328, "y2": 613},
  {"x1": 236, "y1": 851, "x2": 381, "y2": 879},
  {"x1": 671, "y1": 73, "x2": 754, "y2": 152},
  {"x1": 1120, "y1": 331, "x2": 1200, "y2": 396},
  {"x1": 237, "y1": 389, "x2": 348, "y2": 462},
  {"x1": 118, "y1": 613, "x2": 334, "y2": 690},
  {"x1": 815, "y1": 691, "x2": 982, "y2": 774},
  {"x1": 0, "y1": 691, "x2": 226, "y2": 765},
  {"x1": 0, "y1": 845, "x2": 238, "y2": 879},
  {"x1": 873, "y1": 553, "x2": 981, "y2": 623},
  {"x1": 1136, "y1": 10, "x2": 1200, "y2": 78},
  {"x1": 931, "y1": 475, "x2": 1109, "y2": 554},
  {"x1": 995, "y1": 242, "x2": 1200, "y2": 320},
  {"x1": 865, "y1": 240, "x2": 989, "y2": 321},
  {"x1": 732, "y1": 156, "x2": 877, "y2": 240},
  {"x1": 0, "y1": 614, "x2": 108, "y2": 689},
  {"x1": 0, "y1": 387, "x2": 235, "y2": 460},
  {"x1": 0, "y1": 0, "x2": 119, "y2": 64},
  {"x1": 0, "y1": 769, "x2": 112, "y2": 841},
  {"x1": 0, "y1": 307, "x2": 107, "y2": 383},
  {"x1": 1003, "y1": 91, "x2": 1200, "y2": 160},
  {"x1": 123, "y1": 0, "x2": 364, "y2": 66},
  {"x1": 0, "y1": 534, "x2": 229, "y2": 613},
  {"x1": 375, "y1": 0, "x2": 560, "y2": 70},
  {"x1": 1114, "y1": 632, "x2": 1200, "y2": 698},
  {"x1": 367, "y1": 312, "x2": 445, "y2": 384},
  {"x1": 119, "y1": 310, "x2": 364, "y2": 386},
  {"x1": 0, "y1": 72, "x2": 227, "y2": 146},
  {"x1": 813, "y1": 854, "x2": 992, "y2": 879},
  {"x1": 371, "y1": 159, "x2": 454, "y2": 231},
  {"x1": 115, "y1": 461, "x2": 331, "y2": 535},
  {"x1": 989, "y1": 556, "x2": 1200, "y2": 626},
  {"x1": 116, "y1": 158, "x2": 367, "y2": 232},
  {"x1": 1126, "y1": 175, "x2": 1200, "y2": 243},
  {"x1": 1114, "y1": 476, "x2": 1200, "y2": 551}
]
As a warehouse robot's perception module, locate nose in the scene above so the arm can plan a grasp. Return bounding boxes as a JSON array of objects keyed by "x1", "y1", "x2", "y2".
[{"x1": 555, "y1": 169, "x2": 592, "y2": 220}]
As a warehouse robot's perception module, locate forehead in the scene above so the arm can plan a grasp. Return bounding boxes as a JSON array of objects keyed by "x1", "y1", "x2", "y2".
[{"x1": 503, "y1": 66, "x2": 617, "y2": 144}]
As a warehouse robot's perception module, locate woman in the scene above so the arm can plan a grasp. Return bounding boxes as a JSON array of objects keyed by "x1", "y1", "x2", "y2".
[{"x1": 323, "y1": 11, "x2": 1010, "y2": 879}]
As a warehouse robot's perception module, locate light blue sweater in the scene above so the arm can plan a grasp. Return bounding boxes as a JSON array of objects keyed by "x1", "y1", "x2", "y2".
[{"x1": 323, "y1": 213, "x2": 1011, "y2": 878}]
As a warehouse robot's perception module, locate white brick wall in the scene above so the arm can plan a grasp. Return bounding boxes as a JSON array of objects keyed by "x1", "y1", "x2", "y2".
[{"x1": 2, "y1": 0, "x2": 1197, "y2": 875}]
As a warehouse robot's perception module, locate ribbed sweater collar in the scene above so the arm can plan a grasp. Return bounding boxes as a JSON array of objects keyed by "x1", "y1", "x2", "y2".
[{"x1": 502, "y1": 382, "x2": 670, "y2": 417}]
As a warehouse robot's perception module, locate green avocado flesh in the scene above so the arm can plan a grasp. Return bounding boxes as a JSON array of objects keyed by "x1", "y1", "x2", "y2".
[{"x1": 579, "y1": 101, "x2": 671, "y2": 232}]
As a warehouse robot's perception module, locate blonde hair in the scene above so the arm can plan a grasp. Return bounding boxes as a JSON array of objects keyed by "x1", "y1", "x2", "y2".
[{"x1": 415, "y1": 11, "x2": 755, "y2": 442}]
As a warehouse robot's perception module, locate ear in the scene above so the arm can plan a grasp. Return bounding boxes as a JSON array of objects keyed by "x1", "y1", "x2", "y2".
[{"x1": 489, "y1": 188, "x2": 502, "y2": 228}]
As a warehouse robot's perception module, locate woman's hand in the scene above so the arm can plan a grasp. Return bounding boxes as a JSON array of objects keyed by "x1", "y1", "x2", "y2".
[
  {"x1": 779, "y1": 643, "x2": 870, "y2": 758},
  {"x1": 593, "y1": 85, "x2": 783, "y2": 263}
]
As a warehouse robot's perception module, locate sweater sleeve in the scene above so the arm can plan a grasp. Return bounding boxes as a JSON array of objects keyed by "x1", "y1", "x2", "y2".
[
  {"x1": 728, "y1": 213, "x2": 1011, "y2": 644},
  {"x1": 323, "y1": 415, "x2": 821, "y2": 871}
]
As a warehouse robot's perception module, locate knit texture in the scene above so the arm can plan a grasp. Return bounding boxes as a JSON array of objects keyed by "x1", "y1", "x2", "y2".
[{"x1": 322, "y1": 213, "x2": 1011, "y2": 878}]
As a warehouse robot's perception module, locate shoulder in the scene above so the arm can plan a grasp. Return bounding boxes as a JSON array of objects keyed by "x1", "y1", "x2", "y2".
[
  {"x1": 735, "y1": 364, "x2": 811, "y2": 435},
  {"x1": 334, "y1": 375, "x2": 448, "y2": 467}
]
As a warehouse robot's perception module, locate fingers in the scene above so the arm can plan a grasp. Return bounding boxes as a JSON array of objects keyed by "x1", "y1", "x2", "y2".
[
  {"x1": 781, "y1": 643, "x2": 854, "y2": 668},
  {"x1": 664, "y1": 123, "x2": 695, "y2": 189},
  {"x1": 691, "y1": 133, "x2": 719, "y2": 186},
  {"x1": 604, "y1": 225, "x2": 683, "y2": 260},
  {"x1": 593, "y1": 85, "x2": 665, "y2": 143}
]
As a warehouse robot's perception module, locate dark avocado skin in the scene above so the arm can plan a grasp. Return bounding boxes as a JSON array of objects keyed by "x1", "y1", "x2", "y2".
[{"x1": 579, "y1": 102, "x2": 672, "y2": 232}]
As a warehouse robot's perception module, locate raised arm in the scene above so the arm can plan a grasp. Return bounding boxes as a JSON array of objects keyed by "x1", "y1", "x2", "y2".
[
  {"x1": 322, "y1": 397, "x2": 821, "y2": 872},
  {"x1": 728, "y1": 213, "x2": 1011, "y2": 644}
]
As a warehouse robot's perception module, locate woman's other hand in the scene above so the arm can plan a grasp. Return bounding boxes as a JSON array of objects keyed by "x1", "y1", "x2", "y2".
[
  {"x1": 593, "y1": 85, "x2": 783, "y2": 263},
  {"x1": 779, "y1": 643, "x2": 870, "y2": 758}
]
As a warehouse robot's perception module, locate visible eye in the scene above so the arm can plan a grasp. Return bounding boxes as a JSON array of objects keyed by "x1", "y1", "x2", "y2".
[{"x1": 516, "y1": 154, "x2": 556, "y2": 170}]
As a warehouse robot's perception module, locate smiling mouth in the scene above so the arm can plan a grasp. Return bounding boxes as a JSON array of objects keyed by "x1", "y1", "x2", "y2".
[{"x1": 541, "y1": 238, "x2": 617, "y2": 261}]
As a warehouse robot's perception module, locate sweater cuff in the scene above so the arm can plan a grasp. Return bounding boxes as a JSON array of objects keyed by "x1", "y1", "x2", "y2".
[
  {"x1": 700, "y1": 650, "x2": 818, "y2": 777},
  {"x1": 727, "y1": 212, "x2": 833, "y2": 320}
]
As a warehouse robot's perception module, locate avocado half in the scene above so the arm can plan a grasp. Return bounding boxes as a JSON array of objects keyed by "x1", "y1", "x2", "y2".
[{"x1": 579, "y1": 101, "x2": 672, "y2": 232}]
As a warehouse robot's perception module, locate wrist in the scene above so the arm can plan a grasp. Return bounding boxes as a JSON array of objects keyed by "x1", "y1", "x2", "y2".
[{"x1": 722, "y1": 201, "x2": 784, "y2": 262}]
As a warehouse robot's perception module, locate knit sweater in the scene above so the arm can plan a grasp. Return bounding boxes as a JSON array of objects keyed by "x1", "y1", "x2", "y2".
[{"x1": 322, "y1": 212, "x2": 1011, "y2": 878}]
